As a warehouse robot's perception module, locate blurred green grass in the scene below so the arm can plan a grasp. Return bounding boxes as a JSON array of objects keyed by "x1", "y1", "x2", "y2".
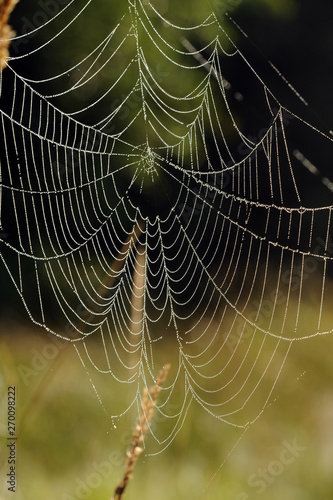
[{"x1": 1, "y1": 308, "x2": 333, "y2": 500}]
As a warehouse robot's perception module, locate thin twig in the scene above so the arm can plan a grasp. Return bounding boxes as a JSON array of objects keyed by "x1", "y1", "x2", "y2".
[
  {"x1": 74, "y1": 221, "x2": 144, "y2": 333},
  {"x1": 112, "y1": 363, "x2": 171, "y2": 500},
  {"x1": 129, "y1": 245, "x2": 146, "y2": 336},
  {"x1": 0, "y1": 0, "x2": 18, "y2": 72}
]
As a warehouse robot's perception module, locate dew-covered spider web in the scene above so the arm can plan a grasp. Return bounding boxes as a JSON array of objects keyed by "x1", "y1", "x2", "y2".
[{"x1": 1, "y1": 0, "x2": 333, "y2": 453}]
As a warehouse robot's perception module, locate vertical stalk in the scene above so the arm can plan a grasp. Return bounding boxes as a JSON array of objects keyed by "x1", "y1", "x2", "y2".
[{"x1": 0, "y1": 0, "x2": 18, "y2": 72}]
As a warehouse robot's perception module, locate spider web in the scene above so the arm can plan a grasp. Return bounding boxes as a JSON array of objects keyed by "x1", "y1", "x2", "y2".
[{"x1": 1, "y1": 0, "x2": 333, "y2": 451}]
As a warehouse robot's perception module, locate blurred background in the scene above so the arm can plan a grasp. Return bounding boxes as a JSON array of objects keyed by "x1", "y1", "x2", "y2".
[{"x1": 1, "y1": 0, "x2": 333, "y2": 499}]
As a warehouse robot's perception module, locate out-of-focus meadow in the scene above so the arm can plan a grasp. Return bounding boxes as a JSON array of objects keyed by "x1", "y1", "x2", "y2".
[
  {"x1": 2, "y1": 267, "x2": 333, "y2": 500},
  {"x1": 1, "y1": 292, "x2": 333, "y2": 500}
]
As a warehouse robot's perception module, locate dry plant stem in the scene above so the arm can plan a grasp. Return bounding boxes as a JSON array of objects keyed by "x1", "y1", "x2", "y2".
[
  {"x1": 113, "y1": 363, "x2": 171, "y2": 500},
  {"x1": 0, "y1": 0, "x2": 18, "y2": 72},
  {"x1": 129, "y1": 246, "x2": 146, "y2": 336},
  {"x1": 75, "y1": 221, "x2": 144, "y2": 332}
]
